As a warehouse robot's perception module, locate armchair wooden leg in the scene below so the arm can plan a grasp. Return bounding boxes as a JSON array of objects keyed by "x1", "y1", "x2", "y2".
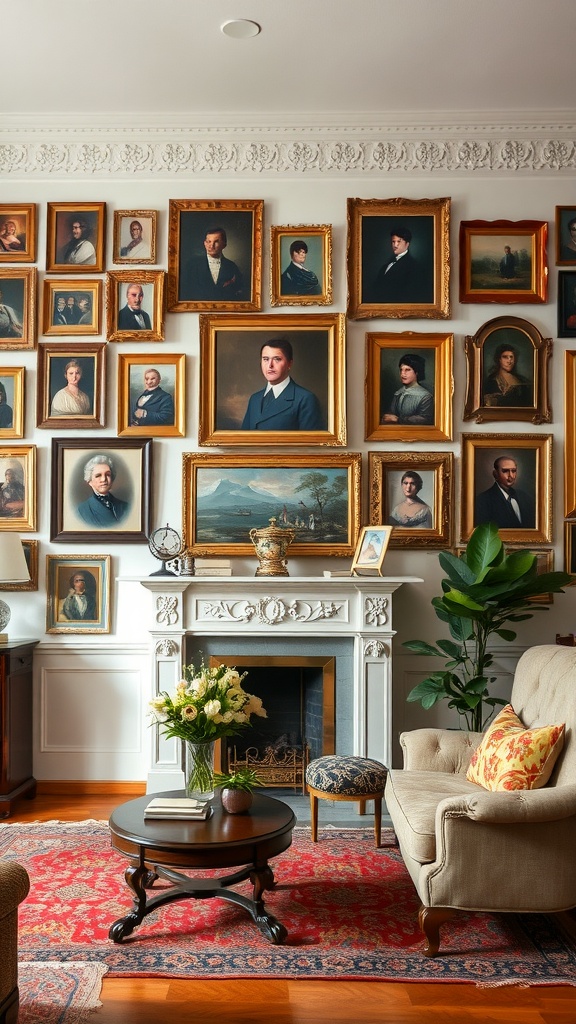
[
  {"x1": 309, "y1": 790, "x2": 319, "y2": 842},
  {"x1": 418, "y1": 905, "x2": 458, "y2": 957}
]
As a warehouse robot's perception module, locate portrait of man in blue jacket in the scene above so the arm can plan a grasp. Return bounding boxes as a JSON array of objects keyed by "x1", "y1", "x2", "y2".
[
  {"x1": 76, "y1": 453, "x2": 129, "y2": 527},
  {"x1": 241, "y1": 338, "x2": 325, "y2": 432}
]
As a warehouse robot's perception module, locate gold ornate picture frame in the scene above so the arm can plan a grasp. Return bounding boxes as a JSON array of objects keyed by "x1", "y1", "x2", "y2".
[
  {"x1": 46, "y1": 553, "x2": 111, "y2": 634},
  {"x1": 0, "y1": 204, "x2": 36, "y2": 263},
  {"x1": 368, "y1": 451, "x2": 453, "y2": 549},
  {"x1": 0, "y1": 539, "x2": 38, "y2": 592},
  {"x1": 350, "y1": 525, "x2": 392, "y2": 576},
  {"x1": 117, "y1": 352, "x2": 185, "y2": 437},
  {"x1": 0, "y1": 366, "x2": 24, "y2": 439},
  {"x1": 0, "y1": 267, "x2": 36, "y2": 351},
  {"x1": 46, "y1": 202, "x2": 106, "y2": 274},
  {"x1": 459, "y1": 219, "x2": 548, "y2": 304},
  {"x1": 106, "y1": 270, "x2": 165, "y2": 342},
  {"x1": 555, "y1": 206, "x2": 576, "y2": 266},
  {"x1": 564, "y1": 351, "x2": 576, "y2": 517},
  {"x1": 270, "y1": 224, "x2": 332, "y2": 306},
  {"x1": 113, "y1": 210, "x2": 157, "y2": 264},
  {"x1": 42, "y1": 279, "x2": 102, "y2": 337},
  {"x1": 0, "y1": 444, "x2": 36, "y2": 531}
]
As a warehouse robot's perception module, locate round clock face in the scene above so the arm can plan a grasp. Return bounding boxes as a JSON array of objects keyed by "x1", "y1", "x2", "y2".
[{"x1": 149, "y1": 526, "x2": 182, "y2": 559}]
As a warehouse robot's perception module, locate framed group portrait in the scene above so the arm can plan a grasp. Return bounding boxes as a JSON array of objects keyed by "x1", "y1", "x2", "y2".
[
  {"x1": 0, "y1": 444, "x2": 36, "y2": 531},
  {"x1": 183, "y1": 451, "x2": 361, "y2": 557},
  {"x1": 555, "y1": 206, "x2": 576, "y2": 265},
  {"x1": 46, "y1": 202, "x2": 106, "y2": 274},
  {"x1": 368, "y1": 451, "x2": 453, "y2": 549},
  {"x1": 365, "y1": 330, "x2": 452, "y2": 443},
  {"x1": 50, "y1": 437, "x2": 152, "y2": 543},
  {"x1": 463, "y1": 315, "x2": 552, "y2": 424},
  {"x1": 557, "y1": 272, "x2": 576, "y2": 338},
  {"x1": 36, "y1": 342, "x2": 106, "y2": 430},
  {"x1": 270, "y1": 225, "x2": 332, "y2": 306},
  {"x1": 117, "y1": 352, "x2": 185, "y2": 437},
  {"x1": 0, "y1": 267, "x2": 36, "y2": 351},
  {"x1": 42, "y1": 279, "x2": 101, "y2": 336},
  {"x1": 46, "y1": 554, "x2": 111, "y2": 634},
  {"x1": 461, "y1": 433, "x2": 552, "y2": 544},
  {"x1": 346, "y1": 196, "x2": 450, "y2": 321},
  {"x1": 0, "y1": 204, "x2": 36, "y2": 262},
  {"x1": 459, "y1": 220, "x2": 548, "y2": 304},
  {"x1": 198, "y1": 312, "x2": 346, "y2": 447},
  {"x1": 0, "y1": 539, "x2": 38, "y2": 592},
  {"x1": 113, "y1": 210, "x2": 157, "y2": 264},
  {"x1": 167, "y1": 199, "x2": 263, "y2": 313},
  {"x1": 106, "y1": 270, "x2": 165, "y2": 342},
  {"x1": 0, "y1": 366, "x2": 24, "y2": 439},
  {"x1": 350, "y1": 525, "x2": 392, "y2": 576}
]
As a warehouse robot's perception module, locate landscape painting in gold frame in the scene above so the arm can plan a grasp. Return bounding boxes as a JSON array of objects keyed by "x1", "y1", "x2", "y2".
[
  {"x1": 270, "y1": 224, "x2": 332, "y2": 306},
  {"x1": 365, "y1": 330, "x2": 452, "y2": 443},
  {"x1": 459, "y1": 220, "x2": 548, "y2": 304},
  {"x1": 183, "y1": 451, "x2": 361, "y2": 557},
  {"x1": 0, "y1": 366, "x2": 24, "y2": 439},
  {"x1": 368, "y1": 451, "x2": 453, "y2": 549},
  {"x1": 0, "y1": 204, "x2": 36, "y2": 262},
  {"x1": 117, "y1": 352, "x2": 185, "y2": 437},
  {"x1": 106, "y1": 270, "x2": 165, "y2": 342},
  {"x1": 461, "y1": 433, "x2": 552, "y2": 544}
]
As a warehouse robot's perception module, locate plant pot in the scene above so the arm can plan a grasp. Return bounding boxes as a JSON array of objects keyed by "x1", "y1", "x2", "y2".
[{"x1": 220, "y1": 788, "x2": 253, "y2": 814}]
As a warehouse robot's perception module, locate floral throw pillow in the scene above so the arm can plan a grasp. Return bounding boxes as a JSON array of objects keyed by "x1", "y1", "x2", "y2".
[{"x1": 466, "y1": 704, "x2": 565, "y2": 791}]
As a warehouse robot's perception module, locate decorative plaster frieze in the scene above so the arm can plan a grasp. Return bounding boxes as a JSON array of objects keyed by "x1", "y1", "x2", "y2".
[
  {"x1": 155, "y1": 638, "x2": 179, "y2": 657},
  {"x1": 364, "y1": 596, "x2": 389, "y2": 628},
  {"x1": 201, "y1": 596, "x2": 342, "y2": 626},
  {"x1": 364, "y1": 639, "x2": 390, "y2": 659},
  {"x1": 155, "y1": 595, "x2": 179, "y2": 626}
]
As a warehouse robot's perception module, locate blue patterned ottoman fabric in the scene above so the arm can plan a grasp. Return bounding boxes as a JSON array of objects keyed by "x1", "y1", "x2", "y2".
[{"x1": 305, "y1": 755, "x2": 387, "y2": 796}]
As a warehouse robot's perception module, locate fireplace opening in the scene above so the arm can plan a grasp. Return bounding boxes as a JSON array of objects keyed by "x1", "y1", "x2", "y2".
[{"x1": 209, "y1": 655, "x2": 335, "y2": 791}]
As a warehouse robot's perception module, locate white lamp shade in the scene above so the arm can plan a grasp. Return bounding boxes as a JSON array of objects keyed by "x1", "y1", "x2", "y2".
[{"x1": 0, "y1": 533, "x2": 30, "y2": 583}]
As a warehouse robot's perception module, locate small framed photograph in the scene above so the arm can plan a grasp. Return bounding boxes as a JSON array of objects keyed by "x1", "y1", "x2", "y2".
[
  {"x1": 0, "y1": 204, "x2": 36, "y2": 262},
  {"x1": 564, "y1": 522, "x2": 576, "y2": 577},
  {"x1": 0, "y1": 444, "x2": 36, "y2": 531},
  {"x1": 463, "y1": 315, "x2": 552, "y2": 424},
  {"x1": 368, "y1": 451, "x2": 453, "y2": 549},
  {"x1": 0, "y1": 366, "x2": 24, "y2": 438},
  {"x1": 106, "y1": 270, "x2": 165, "y2": 342},
  {"x1": 46, "y1": 202, "x2": 106, "y2": 273},
  {"x1": 198, "y1": 312, "x2": 346, "y2": 447},
  {"x1": 564, "y1": 352, "x2": 576, "y2": 517},
  {"x1": 42, "y1": 279, "x2": 101, "y2": 336},
  {"x1": 365, "y1": 331, "x2": 452, "y2": 443},
  {"x1": 557, "y1": 272, "x2": 576, "y2": 338},
  {"x1": 113, "y1": 210, "x2": 157, "y2": 264},
  {"x1": 459, "y1": 219, "x2": 548, "y2": 303},
  {"x1": 346, "y1": 196, "x2": 450, "y2": 320},
  {"x1": 461, "y1": 432, "x2": 552, "y2": 543},
  {"x1": 183, "y1": 451, "x2": 361, "y2": 557},
  {"x1": 50, "y1": 437, "x2": 152, "y2": 543},
  {"x1": 36, "y1": 342, "x2": 106, "y2": 429},
  {"x1": 350, "y1": 526, "x2": 392, "y2": 576},
  {"x1": 0, "y1": 267, "x2": 36, "y2": 351},
  {"x1": 167, "y1": 199, "x2": 263, "y2": 312},
  {"x1": 117, "y1": 352, "x2": 185, "y2": 437},
  {"x1": 270, "y1": 225, "x2": 332, "y2": 306},
  {"x1": 0, "y1": 539, "x2": 38, "y2": 592},
  {"x1": 504, "y1": 547, "x2": 554, "y2": 604},
  {"x1": 46, "y1": 554, "x2": 111, "y2": 634},
  {"x1": 555, "y1": 206, "x2": 576, "y2": 265}
]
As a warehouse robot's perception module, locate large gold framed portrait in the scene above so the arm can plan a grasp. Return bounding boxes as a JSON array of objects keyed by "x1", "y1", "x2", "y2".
[
  {"x1": 463, "y1": 316, "x2": 552, "y2": 424},
  {"x1": 368, "y1": 451, "x2": 453, "y2": 549}
]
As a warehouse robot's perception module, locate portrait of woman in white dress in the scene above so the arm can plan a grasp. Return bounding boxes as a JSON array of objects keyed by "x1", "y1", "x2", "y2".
[
  {"x1": 388, "y1": 470, "x2": 433, "y2": 529},
  {"x1": 51, "y1": 359, "x2": 92, "y2": 416}
]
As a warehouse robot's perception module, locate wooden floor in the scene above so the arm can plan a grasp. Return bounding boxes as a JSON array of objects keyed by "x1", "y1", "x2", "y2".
[{"x1": 9, "y1": 792, "x2": 576, "y2": 1023}]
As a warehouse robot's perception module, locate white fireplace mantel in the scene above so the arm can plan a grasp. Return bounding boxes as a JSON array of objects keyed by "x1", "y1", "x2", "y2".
[{"x1": 124, "y1": 574, "x2": 422, "y2": 792}]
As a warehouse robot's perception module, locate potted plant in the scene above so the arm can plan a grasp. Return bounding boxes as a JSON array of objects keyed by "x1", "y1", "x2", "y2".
[
  {"x1": 213, "y1": 767, "x2": 262, "y2": 814},
  {"x1": 404, "y1": 522, "x2": 573, "y2": 732}
]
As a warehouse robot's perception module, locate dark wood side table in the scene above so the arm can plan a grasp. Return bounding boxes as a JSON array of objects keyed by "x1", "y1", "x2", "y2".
[
  {"x1": 0, "y1": 639, "x2": 38, "y2": 818},
  {"x1": 108, "y1": 790, "x2": 296, "y2": 944}
]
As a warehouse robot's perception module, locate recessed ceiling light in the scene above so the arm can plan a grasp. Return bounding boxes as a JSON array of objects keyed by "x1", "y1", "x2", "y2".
[{"x1": 221, "y1": 19, "x2": 261, "y2": 39}]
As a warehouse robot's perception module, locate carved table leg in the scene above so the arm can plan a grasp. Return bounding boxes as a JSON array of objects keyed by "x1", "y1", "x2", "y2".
[
  {"x1": 418, "y1": 904, "x2": 458, "y2": 957},
  {"x1": 109, "y1": 863, "x2": 153, "y2": 943}
]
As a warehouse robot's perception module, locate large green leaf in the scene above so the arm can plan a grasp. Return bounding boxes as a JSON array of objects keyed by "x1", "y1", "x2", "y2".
[
  {"x1": 403, "y1": 640, "x2": 443, "y2": 657},
  {"x1": 465, "y1": 523, "x2": 502, "y2": 575},
  {"x1": 439, "y1": 550, "x2": 476, "y2": 586}
]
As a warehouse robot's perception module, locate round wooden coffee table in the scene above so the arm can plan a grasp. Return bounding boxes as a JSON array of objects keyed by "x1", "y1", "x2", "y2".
[{"x1": 108, "y1": 790, "x2": 296, "y2": 945}]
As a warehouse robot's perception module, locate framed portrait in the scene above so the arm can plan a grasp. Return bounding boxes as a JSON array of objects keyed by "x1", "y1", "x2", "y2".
[
  {"x1": 0, "y1": 444, "x2": 36, "y2": 531},
  {"x1": 50, "y1": 437, "x2": 152, "y2": 543},
  {"x1": 113, "y1": 210, "x2": 157, "y2": 264},
  {"x1": 365, "y1": 331, "x2": 452, "y2": 443},
  {"x1": 564, "y1": 352, "x2": 576, "y2": 517},
  {"x1": 0, "y1": 204, "x2": 36, "y2": 262},
  {"x1": 42, "y1": 279, "x2": 101, "y2": 336},
  {"x1": 368, "y1": 451, "x2": 453, "y2": 549},
  {"x1": 117, "y1": 352, "x2": 185, "y2": 437},
  {"x1": 463, "y1": 315, "x2": 552, "y2": 424},
  {"x1": 46, "y1": 202, "x2": 106, "y2": 273},
  {"x1": 459, "y1": 220, "x2": 548, "y2": 304},
  {"x1": 555, "y1": 207, "x2": 576, "y2": 266},
  {"x1": 461, "y1": 433, "x2": 552, "y2": 544},
  {"x1": 346, "y1": 196, "x2": 450, "y2": 321},
  {"x1": 0, "y1": 539, "x2": 38, "y2": 592},
  {"x1": 564, "y1": 523, "x2": 576, "y2": 577},
  {"x1": 183, "y1": 451, "x2": 361, "y2": 557},
  {"x1": 557, "y1": 272, "x2": 576, "y2": 338},
  {"x1": 350, "y1": 525, "x2": 392, "y2": 576},
  {"x1": 0, "y1": 267, "x2": 36, "y2": 351},
  {"x1": 46, "y1": 554, "x2": 111, "y2": 634},
  {"x1": 106, "y1": 270, "x2": 165, "y2": 342},
  {"x1": 36, "y1": 342, "x2": 106, "y2": 430},
  {"x1": 198, "y1": 312, "x2": 346, "y2": 447},
  {"x1": 504, "y1": 547, "x2": 554, "y2": 604},
  {"x1": 167, "y1": 199, "x2": 263, "y2": 313},
  {"x1": 0, "y1": 366, "x2": 24, "y2": 439},
  {"x1": 270, "y1": 225, "x2": 332, "y2": 306}
]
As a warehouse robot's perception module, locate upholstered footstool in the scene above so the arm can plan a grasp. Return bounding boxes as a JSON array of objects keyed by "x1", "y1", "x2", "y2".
[{"x1": 305, "y1": 755, "x2": 388, "y2": 848}]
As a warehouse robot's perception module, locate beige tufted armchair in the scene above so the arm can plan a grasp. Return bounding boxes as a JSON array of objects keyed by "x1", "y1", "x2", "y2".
[
  {"x1": 0, "y1": 860, "x2": 30, "y2": 1024},
  {"x1": 385, "y1": 645, "x2": 576, "y2": 956}
]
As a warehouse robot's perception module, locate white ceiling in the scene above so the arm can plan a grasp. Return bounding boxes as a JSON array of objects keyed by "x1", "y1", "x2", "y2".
[{"x1": 4, "y1": 0, "x2": 576, "y2": 123}]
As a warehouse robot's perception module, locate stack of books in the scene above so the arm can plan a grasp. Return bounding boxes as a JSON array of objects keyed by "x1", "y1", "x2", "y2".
[
  {"x1": 144, "y1": 796, "x2": 212, "y2": 820},
  {"x1": 194, "y1": 558, "x2": 233, "y2": 577}
]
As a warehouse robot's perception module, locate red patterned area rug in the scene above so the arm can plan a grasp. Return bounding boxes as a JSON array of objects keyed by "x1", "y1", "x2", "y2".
[
  {"x1": 18, "y1": 961, "x2": 107, "y2": 1024},
  {"x1": 4, "y1": 819, "x2": 576, "y2": 987}
]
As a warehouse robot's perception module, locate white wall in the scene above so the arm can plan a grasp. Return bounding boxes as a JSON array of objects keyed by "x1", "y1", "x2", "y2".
[{"x1": 4, "y1": 124, "x2": 576, "y2": 778}]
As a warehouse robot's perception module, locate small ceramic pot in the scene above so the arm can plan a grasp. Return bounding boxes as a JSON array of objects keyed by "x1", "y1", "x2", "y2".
[{"x1": 221, "y1": 788, "x2": 253, "y2": 814}]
